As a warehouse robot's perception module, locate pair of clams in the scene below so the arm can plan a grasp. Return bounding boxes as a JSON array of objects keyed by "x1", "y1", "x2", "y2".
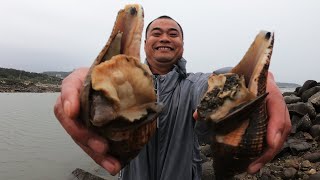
[{"x1": 78, "y1": 4, "x2": 274, "y2": 177}]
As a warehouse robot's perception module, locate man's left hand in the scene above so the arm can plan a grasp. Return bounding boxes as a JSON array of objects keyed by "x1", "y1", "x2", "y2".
[{"x1": 247, "y1": 72, "x2": 291, "y2": 174}]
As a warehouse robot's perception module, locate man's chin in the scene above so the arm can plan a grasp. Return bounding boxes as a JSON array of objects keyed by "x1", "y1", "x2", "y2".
[{"x1": 154, "y1": 56, "x2": 175, "y2": 63}]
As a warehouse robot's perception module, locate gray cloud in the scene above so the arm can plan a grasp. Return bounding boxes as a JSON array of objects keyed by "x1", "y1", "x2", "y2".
[{"x1": 1, "y1": 0, "x2": 319, "y2": 85}]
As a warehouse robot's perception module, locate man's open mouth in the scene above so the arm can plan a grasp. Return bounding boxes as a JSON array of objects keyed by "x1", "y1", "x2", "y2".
[{"x1": 155, "y1": 46, "x2": 173, "y2": 50}]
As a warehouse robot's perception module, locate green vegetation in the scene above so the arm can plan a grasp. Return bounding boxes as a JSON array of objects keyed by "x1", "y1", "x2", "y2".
[{"x1": 0, "y1": 67, "x2": 62, "y2": 85}]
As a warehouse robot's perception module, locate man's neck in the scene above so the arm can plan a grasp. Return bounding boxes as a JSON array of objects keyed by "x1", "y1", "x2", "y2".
[{"x1": 149, "y1": 65, "x2": 172, "y2": 75}]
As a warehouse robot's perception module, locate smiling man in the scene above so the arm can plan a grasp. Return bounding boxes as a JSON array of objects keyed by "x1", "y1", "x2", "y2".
[{"x1": 144, "y1": 16, "x2": 184, "y2": 75}]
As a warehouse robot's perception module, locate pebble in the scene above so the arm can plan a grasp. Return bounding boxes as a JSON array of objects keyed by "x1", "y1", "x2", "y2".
[
  {"x1": 301, "y1": 160, "x2": 312, "y2": 171},
  {"x1": 307, "y1": 168, "x2": 317, "y2": 175},
  {"x1": 283, "y1": 167, "x2": 297, "y2": 179},
  {"x1": 284, "y1": 159, "x2": 300, "y2": 169}
]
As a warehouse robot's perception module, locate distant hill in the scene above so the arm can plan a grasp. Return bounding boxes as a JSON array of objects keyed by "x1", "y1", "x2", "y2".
[
  {"x1": 276, "y1": 82, "x2": 301, "y2": 88},
  {"x1": 0, "y1": 67, "x2": 62, "y2": 92}
]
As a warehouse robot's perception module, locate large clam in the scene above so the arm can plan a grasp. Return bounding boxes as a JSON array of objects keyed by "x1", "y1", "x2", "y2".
[
  {"x1": 79, "y1": 4, "x2": 162, "y2": 167},
  {"x1": 197, "y1": 31, "x2": 274, "y2": 178}
]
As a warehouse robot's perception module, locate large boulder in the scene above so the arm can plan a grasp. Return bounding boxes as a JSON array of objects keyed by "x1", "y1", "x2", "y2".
[
  {"x1": 301, "y1": 86, "x2": 320, "y2": 102},
  {"x1": 298, "y1": 80, "x2": 318, "y2": 96},
  {"x1": 287, "y1": 102, "x2": 316, "y2": 119}
]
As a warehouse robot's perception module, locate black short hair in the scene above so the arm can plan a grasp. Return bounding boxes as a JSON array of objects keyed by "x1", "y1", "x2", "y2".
[{"x1": 145, "y1": 15, "x2": 184, "y2": 39}]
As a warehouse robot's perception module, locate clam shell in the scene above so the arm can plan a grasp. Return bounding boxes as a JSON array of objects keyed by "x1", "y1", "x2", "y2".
[
  {"x1": 79, "y1": 4, "x2": 162, "y2": 167},
  {"x1": 197, "y1": 31, "x2": 274, "y2": 177}
]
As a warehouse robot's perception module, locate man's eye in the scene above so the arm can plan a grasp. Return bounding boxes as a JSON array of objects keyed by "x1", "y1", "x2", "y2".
[
  {"x1": 152, "y1": 32, "x2": 161, "y2": 37},
  {"x1": 169, "y1": 33, "x2": 178, "y2": 37}
]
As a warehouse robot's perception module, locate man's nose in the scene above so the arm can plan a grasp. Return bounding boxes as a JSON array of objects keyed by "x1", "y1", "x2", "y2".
[{"x1": 159, "y1": 34, "x2": 170, "y2": 43}]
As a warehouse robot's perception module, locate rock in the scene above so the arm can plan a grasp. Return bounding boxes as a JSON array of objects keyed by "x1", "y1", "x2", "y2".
[
  {"x1": 301, "y1": 160, "x2": 312, "y2": 171},
  {"x1": 303, "y1": 152, "x2": 320, "y2": 162},
  {"x1": 289, "y1": 140, "x2": 311, "y2": 154},
  {"x1": 307, "y1": 168, "x2": 317, "y2": 175},
  {"x1": 269, "y1": 164, "x2": 283, "y2": 172},
  {"x1": 298, "y1": 80, "x2": 318, "y2": 96},
  {"x1": 283, "y1": 167, "x2": 297, "y2": 179},
  {"x1": 201, "y1": 160, "x2": 215, "y2": 180},
  {"x1": 309, "y1": 92, "x2": 320, "y2": 112},
  {"x1": 310, "y1": 125, "x2": 320, "y2": 138},
  {"x1": 284, "y1": 159, "x2": 300, "y2": 169},
  {"x1": 301, "y1": 86, "x2": 320, "y2": 102},
  {"x1": 284, "y1": 94, "x2": 301, "y2": 104},
  {"x1": 299, "y1": 114, "x2": 312, "y2": 132},
  {"x1": 259, "y1": 173, "x2": 278, "y2": 180},
  {"x1": 234, "y1": 172, "x2": 257, "y2": 180},
  {"x1": 283, "y1": 91, "x2": 298, "y2": 97},
  {"x1": 287, "y1": 102, "x2": 316, "y2": 119},
  {"x1": 282, "y1": 92, "x2": 298, "y2": 97},
  {"x1": 70, "y1": 168, "x2": 106, "y2": 180},
  {"x1": 309, "y1": 172, "x2": 320, "y2": 180},
  {"x1": 200, "y1": 144, "x2": 212, "y2": 157},
  {"x1": 291, "y1": 115, "x2": 302, "y2": 134},
  {"x1": 313, "y1": 114, "x2": 320, "y2": 125},
  {"x1": 303, "y1": 132, "x2": 314, "y2": 141}
]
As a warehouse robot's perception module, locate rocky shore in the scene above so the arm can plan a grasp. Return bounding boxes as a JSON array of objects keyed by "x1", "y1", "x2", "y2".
[
  {"x1": 0, "y1": 80, "x2": 60, "y2": 93},
  {"x1": 0, "y1": 67, "x2": 62, "y2": 93}
]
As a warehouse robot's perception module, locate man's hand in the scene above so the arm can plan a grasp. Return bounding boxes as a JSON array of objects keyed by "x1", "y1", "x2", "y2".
[
  {"x1": 247, "y1": 72, "x2": 291, "y2": 174},
  {"x1": 53, "y1": 67, "x2": 121, "y2": 175}
]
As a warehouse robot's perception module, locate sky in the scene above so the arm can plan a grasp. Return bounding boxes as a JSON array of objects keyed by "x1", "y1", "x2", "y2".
[{"x1": 1, "y1": 0, "x2": 319, "y2": 85}]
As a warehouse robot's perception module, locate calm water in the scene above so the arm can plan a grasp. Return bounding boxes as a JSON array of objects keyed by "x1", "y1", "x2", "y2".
[
  {"x1": 0, "y1": 93, "x2": 116, "y2": 180},
  {"x1": 0, "y1": 89, "x2": 295, "y2": 180}
]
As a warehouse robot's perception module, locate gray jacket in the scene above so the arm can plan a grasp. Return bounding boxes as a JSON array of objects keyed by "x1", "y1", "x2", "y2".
[{"x1": 120, "y1": 58, "x2": 210, "y2": 180}]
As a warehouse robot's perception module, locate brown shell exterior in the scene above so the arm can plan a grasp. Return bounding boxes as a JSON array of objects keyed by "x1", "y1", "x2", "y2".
[
  {"x1": 94, "y1": 111, "x2": 159, "y2": 166},
  {"x1": 198, "y1": 31, "x2": 274, "y2": 178},
  {"x1": 79, "y1": 4, "x2": 160, "y2": 167}
]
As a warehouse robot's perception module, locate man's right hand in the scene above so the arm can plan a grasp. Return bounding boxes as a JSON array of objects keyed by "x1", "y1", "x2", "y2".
[{"x1": 53, "y1": 67, "x2": 121, "y2": 175}]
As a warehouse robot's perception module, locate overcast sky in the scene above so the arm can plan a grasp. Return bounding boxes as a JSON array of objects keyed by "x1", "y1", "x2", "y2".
[{"x1": 1, "y1": 0, "x2": 319, "y2": 85}]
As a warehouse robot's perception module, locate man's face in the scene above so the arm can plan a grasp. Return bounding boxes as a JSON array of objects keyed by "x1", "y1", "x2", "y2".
[{"x1": 144, "y1": 18, "x2": 184, "y2": 73}]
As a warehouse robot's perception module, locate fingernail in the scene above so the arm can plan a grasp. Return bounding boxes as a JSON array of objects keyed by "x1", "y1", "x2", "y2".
[
  {"x1": 63, "y1": 100, "x2": 71, "y2": 118},
  {"x1": 273, "y1": 132, "x2": 282, "y2": 147},
  {"x1": 248, "y1": 163, "x2": 262, "y2": 174},
  {"x1": 87, "y1": 138, "x2": 106, "y2": 154},
  {"x1": 102, "y1": 160, "x2": 115, "y2": 173}
]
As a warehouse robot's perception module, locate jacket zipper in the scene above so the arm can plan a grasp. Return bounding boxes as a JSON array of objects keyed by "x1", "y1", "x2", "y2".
[{"x1": 153, "y1": 75, "x2": 159, "y2": 180}]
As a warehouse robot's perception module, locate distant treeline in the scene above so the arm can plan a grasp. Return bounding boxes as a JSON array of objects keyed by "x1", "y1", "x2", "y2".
[
  {"x1": 42, "y1": 71, "x2": 71, "y2": 79},
  {"x1": 276, "y1": 82, "x2": 301, "y2": 88},
  {"x1": 0, "y1": 67, "x2": 62, "y2": 85}
]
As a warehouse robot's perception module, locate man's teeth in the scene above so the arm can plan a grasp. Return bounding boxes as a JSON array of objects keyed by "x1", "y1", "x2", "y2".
[{"x1": 157, "y1": 47, "x2": 171, "y2": 50}]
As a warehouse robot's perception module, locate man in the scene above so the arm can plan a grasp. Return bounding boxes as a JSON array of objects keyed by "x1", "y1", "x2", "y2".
[{"x1": 54, "y1": 16, "x2": 291, "y2": 179}]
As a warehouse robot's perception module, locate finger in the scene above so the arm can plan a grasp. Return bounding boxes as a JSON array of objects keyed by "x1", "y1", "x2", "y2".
[
  {"x1": 266, "y1": 76, "x2": 291, "y2": 149},
  {"x1": 193, "y1": 110, "x2": 198, "y2": 120},
  {"x1": 247, "y1": 146, "x2": 278, "y2": 174},
  {"x1": 54, "y1": 97, "x2": 108, "y2": 154},
  {"x1": 61, "y1": 68, "x2": 89, "y2": 119},
  {"x1": 77, "y1": 143, "x2": 122, "y2": 176}
]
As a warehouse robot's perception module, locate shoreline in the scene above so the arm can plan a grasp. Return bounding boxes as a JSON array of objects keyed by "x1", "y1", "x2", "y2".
[{"x1": 0, "y1": 83, "x2": 61, "y2": 93}]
